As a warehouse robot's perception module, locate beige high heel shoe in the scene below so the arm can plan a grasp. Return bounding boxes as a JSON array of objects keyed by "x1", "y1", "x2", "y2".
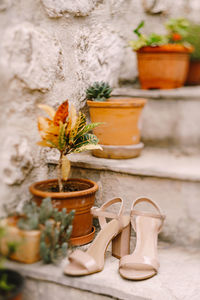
[
  {"x1": 119, "y1": 197, "x2": 165, "y2": 280},
  {"x1": 64, "y1": 198, "x2": 130, "y2": 276}
]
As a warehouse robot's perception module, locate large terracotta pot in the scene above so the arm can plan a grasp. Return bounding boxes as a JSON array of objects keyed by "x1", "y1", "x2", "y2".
[
  {"x1": 137, "y1": 44, "x2": 193, "y2": 89},
  {"x1": 0, "y1": 269, "x2": 24, "y2": 300},
  {"x1": 0, "y1": 218, "x2": 41, "y2": 264},
  {"x1": 87, "y1": 98, "x2": 147, "y2": 159},
  {"x1": 186, "y1": 60, "x2": 200, "y2": 85},
  {"x1": 29, "y1": 178, "x2": 98, "y2": 246}
]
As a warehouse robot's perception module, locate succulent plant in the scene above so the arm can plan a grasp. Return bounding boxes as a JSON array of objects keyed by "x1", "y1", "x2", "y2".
[
  {"x1": 17, "y1": 198, "x2": 54, "y2": 231},
  {"x1": 16, "y1": 198, "x2": 75, "y2": 264},
  {"x1": 39, "y1": 209, "x2": 75, "y2": 264},
  {"x1": 86, "y1": 81, "x2": 112, "y2": 102}
]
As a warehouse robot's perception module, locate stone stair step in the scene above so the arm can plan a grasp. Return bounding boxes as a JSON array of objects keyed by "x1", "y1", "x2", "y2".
[
  {"x1": 113, "y1": 86, "x2": 200, "y2": 151},
  {"x1": 46, "y1": 147, "x2": 200, "y2": 247},
  {"x1": 7, "y1": 243, "x2": 200, "y2": 300}
]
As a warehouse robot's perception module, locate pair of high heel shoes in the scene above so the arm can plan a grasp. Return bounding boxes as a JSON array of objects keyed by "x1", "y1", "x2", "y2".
[{"x1": 65, "y1": 197, "x2": 165, "y2": 280}]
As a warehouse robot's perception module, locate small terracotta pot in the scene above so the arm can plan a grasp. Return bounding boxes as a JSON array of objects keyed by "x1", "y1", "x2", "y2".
[
  {"x1": 29, "y1": 178, "x2": 98, "y2": 246},
  {"x1": 136, "y1": 44, "x2": 193, "y2": 89},
  {"x1": 0, "y1": 269, "x2": 24, "y2": 300},
  {"x1": 87, "y1": 98, "x2": 146, "y2": 158},
  {"x1": 186, "y1": 60, "x2": 200, "y2": 85},
  {"x1": 0, "y1": 218, "x2": 41, "y2": 264}
]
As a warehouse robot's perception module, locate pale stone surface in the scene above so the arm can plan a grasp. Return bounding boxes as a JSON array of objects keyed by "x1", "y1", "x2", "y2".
[
  {"x1": 2, "y1": 136, "x2": 33, "y2": 185},
  {"x1": 48, "y1": 148, "x2": 200, "y2": 182},
  {"x1": 1, "y1": 0, "x2": 200, "y2": 224},
  {"x1": 113, "y1": 86, "x2": 200, "y2": 150},
  {"x1": 24, "y1": 279, "x2": 112, "y2": 300},
  {"x1": 0, "y1": 0, "x2": 12, "y2": 11},
  {"x1": 113, "y1": 85, "x2": 200, "y2": 99},
  {"x1": 70, "y1": 169, "x2": 200, "y2": 247},
  {"x1": 6, "y1": 244, "x2": 200, "y2": 300},
  {"x1": 1, "y1": 23, "x2": 64, "y2": 92},
  {"x1": 75, "y1": 25, "x2": 125, "y2": 87},
  {"x1": 41, "y1": 0, "x2": 102, "y2": 18},
  {"x1": 46, "y1": 149, "x2": 200, "y2": 246}
]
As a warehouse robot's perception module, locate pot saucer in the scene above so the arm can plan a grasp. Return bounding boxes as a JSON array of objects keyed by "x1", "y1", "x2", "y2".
[
  {"x1": 70, "y1": 226, "x2": 95, "y2": 246},
  {"x1": 92, "y1": 143, "x2": 144, "y2": 159}
]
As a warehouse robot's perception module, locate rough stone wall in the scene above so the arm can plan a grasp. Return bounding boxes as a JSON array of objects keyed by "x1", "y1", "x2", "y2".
[{"x1": 0, "y1": 0, "x2": 200, "y2": 214}]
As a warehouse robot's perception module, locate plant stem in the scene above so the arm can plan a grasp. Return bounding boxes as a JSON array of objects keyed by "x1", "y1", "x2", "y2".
[{"x1": 58, "y1": 152, "x2": 63, "y2": 192}]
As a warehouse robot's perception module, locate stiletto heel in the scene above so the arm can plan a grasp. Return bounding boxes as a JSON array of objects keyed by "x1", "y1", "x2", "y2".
[
  {"x1": 112, "y1": 223, "x2": 131, "y2": 259},
  {"x1": 64, "y1": 198, "x2": 130, "y2": 276},
  {"x1": 119, "y1": 197, "x2": 165, "y2": 281}
]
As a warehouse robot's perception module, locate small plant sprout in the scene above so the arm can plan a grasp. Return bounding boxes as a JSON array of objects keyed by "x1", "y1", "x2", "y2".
[
  {"x1": 86, "y1": 81, "x2": 112, "y2": 102},
  {"x1": 130, "y1": 20, "x2": 168, "y2": 51},
  {"x1": 37, "y1": 100, "x2": 102, "y2": 192}
]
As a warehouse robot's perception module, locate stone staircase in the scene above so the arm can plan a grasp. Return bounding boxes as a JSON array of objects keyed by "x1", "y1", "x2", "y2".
[{"x1": 12, "y1": 86, "x2": 200, "y2": 299}]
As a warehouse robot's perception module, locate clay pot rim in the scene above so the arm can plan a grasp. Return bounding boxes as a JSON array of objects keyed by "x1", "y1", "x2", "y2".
[
  {"x1": 87, "y1": 98, "x2": 147, "y2": 108},
  {"x1": 29, "y1": 178, "x2": 98, "y2": 199},
  {"x1": 137, "y1": 44, "x2": 193, "y2": 54}
]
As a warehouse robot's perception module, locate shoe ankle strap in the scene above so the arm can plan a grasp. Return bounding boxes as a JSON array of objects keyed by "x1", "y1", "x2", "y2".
[
  {"x1": 131, "y1": 197, "x2": 165, "y2": 232},
  {"x1": 91, "y1": 198, "x2": 124, "y2": 230}
]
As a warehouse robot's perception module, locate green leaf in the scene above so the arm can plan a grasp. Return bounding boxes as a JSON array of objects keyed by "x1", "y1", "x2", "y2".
[
  {"x1": 74, "y1": 133, "x2": 99, "y2": 148},
  {"x1": 58, "y1": 122, "x2": 67, "y2": 151},
  {"x1": 69, "y1": 112, "x2": 86, "y2": 144},
  {"x1": 75, "y1": 122, "x2": 102, "y2": 140},
  {"x1": 134, "y1": 20, "x2": 145, "y2": 37}
]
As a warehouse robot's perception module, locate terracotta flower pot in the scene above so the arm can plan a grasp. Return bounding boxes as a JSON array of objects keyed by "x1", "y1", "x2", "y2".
[
  {"x1": 0, "y1": 218, "x2": 41, "y2": 264},
  {"x1": 29, "y1": 178, "x2": 98, "y2": 246},
  {"x1": 0, "y1": 269, "x2": 24, "y2": 300},
  {"x1": 87, "y1": 98, "x2": 147, "y2": 159},
  {"x1": 186, "y1": 60, "x2": 200, "y2": 85},
  {"x1": 136, "y1": 44, "x2": 193, "y2": 89}
]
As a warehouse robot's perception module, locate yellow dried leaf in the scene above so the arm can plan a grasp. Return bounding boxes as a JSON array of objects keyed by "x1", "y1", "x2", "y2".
[
  {"x1": 74, "y1": 144, "x2": 103, "y2": 153},
  {"x1": 61, "y1": 156, "x2": 71, "y2": 180},
  {"x1": 66, "y1": 104, "x2": 77, "y2": 135},
  {"x1": 43, "y1": 134, "x2": 59, "y2": 146},
  {"x1": 46, "y1": 124, "x2": 60, "y2": 136},
  {"x1": 38, "y1": 104, "x2": 56, "y2": 119},
  {"x1": 37, "y1": 117, "x2": 52, "y2": 138}
]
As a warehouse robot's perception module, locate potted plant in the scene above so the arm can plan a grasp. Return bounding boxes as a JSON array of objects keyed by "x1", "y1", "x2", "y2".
[
  {"x1": 185, "y1": 22, "x2": 200, "y2": 85},
  {"x1": 0, "y1": 198, "x2": 74, "y2": 264},
  {"x1": 86, "y1": 81, "x2": 147, "y2": 159},
  {"x1": 29, "y1": 100, "x2": 102, "y2": 246},
  {"x1": 0, "y1": 226, "x2": 24, "y2": 300},
  {"x1": 130, "y1": 19, "x2": 193, "y2": 89}
]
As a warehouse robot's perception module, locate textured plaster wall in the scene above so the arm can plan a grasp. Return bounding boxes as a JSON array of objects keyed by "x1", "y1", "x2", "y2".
[{"x1": 0, "y1": 0, "x2": 200, "y2": 213}]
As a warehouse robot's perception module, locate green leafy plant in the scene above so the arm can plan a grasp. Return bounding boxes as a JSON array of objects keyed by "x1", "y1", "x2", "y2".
[
  {"x1": 86, "y1": 81, "x2": 113, "y2": 102},
  {"x1": 185, "y1": 22, "x2": 200, "y2": 61},
  {"x1": 165, "y1": 17, "x2": 189, "y2": 42},
  {"x1": 0, "y1": 227, "x2": 17, "y2": 296},
  {"x1": 40, "y1": 209, "x2": 75, "y2": 264},
  {"x1": 130, "y1": 18, "x2": 191, "y2": 51},
  {"x1": 37, "y1": 100, "x2": 102, "y2": 192}
]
